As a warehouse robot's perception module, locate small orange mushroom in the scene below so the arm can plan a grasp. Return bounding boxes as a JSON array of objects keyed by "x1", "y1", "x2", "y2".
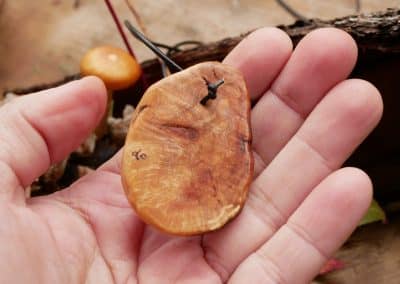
[{"x1": 80, "y1": 45, "x2": 142, "y2": 137}]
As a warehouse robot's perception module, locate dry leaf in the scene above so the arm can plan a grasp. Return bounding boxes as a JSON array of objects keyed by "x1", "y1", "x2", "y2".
[{"x1": 359, "y1": 199, "x2": 387, "y2": 226}]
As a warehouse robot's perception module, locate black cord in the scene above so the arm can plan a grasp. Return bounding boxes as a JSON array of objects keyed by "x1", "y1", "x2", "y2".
[
  {"x1": 124, "y1": 20, "x2": 183, "y2": 72},
  {"x1": 276, "y1": 0, "x2": 307, "y2": 21},
  {"x1": 200, "y1": 79, "x2": 224, "y2": 105},
  {"x1": 151, "y1": 40, "x2": 203, "y2": 77}
]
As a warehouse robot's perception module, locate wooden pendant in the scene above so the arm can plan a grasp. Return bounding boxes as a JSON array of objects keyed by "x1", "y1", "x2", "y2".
[{"x1": 121, "y1": 62, "x2": 253, "y2": 235}]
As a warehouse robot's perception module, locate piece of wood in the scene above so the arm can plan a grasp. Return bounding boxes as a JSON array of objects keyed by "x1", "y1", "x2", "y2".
[
  {"x1": 2, "y1": 1, "x2": 398, "y2": 94},
  {"x1": 122, "y1": 62, "x2": 253, "y2": 235},
  {"x1": 140, "y1": 8, "x2": 400, "y2": 84}
]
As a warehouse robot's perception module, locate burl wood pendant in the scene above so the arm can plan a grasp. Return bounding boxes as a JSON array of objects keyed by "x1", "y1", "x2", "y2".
[{"x1": 122, "y1": 62, "x2": 253, "y2": 235}]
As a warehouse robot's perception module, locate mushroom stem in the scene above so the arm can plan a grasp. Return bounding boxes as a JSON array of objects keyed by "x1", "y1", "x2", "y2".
[
  {"x1": 104, "y1": 0, "x2": 135, "y2": 57},
  {"x1": 95, "y1": 90, "x2": 113, "y2": 137}
]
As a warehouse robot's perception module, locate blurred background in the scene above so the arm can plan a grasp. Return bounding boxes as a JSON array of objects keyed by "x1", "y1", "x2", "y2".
[{"x1": 0, "y1": 0, "x2": 399, "y2": 93}]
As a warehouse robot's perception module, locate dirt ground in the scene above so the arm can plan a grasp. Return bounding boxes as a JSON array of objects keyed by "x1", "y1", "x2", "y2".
[{"x1": 1, "y1": 1, "x2": 400, "y2": 283}]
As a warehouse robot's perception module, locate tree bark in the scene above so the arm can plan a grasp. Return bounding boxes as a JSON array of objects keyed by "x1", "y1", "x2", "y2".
[{"x1": 141, "y1": 8, "x2": 400, "y2": 84}]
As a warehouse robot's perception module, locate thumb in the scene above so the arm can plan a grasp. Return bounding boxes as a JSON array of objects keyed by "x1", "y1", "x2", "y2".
[{"x1": 0, "y1": 76, "x2": 107, "y2": 202}]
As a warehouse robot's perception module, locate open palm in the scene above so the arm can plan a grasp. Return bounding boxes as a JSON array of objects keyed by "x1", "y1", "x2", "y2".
[{"x1": 0, "y1": 28, "x2": 382, "y2": 283}]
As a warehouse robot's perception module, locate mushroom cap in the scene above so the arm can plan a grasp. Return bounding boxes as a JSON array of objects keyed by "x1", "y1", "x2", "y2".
[{"x1": 80, "y1": 45, "x2": 142, "y2": 91}]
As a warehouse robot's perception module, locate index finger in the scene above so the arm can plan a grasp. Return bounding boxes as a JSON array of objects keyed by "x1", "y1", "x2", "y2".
[{"x1": 223, "y1": 27, "x2": 293, "y2": 101}]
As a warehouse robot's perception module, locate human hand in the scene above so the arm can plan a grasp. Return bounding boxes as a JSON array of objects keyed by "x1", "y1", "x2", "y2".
[{"x1": 0, "y1": 27, "x2": 382, "y2": 283}]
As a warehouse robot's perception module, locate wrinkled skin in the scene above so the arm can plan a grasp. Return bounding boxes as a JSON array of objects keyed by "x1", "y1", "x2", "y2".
[{"x1": 0, "y1": 28, "x2": 382, "y2": 283}]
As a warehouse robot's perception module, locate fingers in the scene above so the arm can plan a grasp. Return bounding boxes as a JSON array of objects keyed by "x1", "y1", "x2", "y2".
[
  {"x1": 252, "y1": 28, "x2": 358, "y2": 165},
  {"x1": 223, "y1": 27, "x2": 292, "y2": 100},
  {"x1": 0, "y1": 77, "x2": 107, "y2": 201},
  {"x1": 253, "y1": 79, "x2": 382, "y2": 217},
  {"x1": 203, "y1": 79, "x2": 382, "y2": 281},
  {"x1": 229, "y1": 168, "x2": 372, "y2": 283}
]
